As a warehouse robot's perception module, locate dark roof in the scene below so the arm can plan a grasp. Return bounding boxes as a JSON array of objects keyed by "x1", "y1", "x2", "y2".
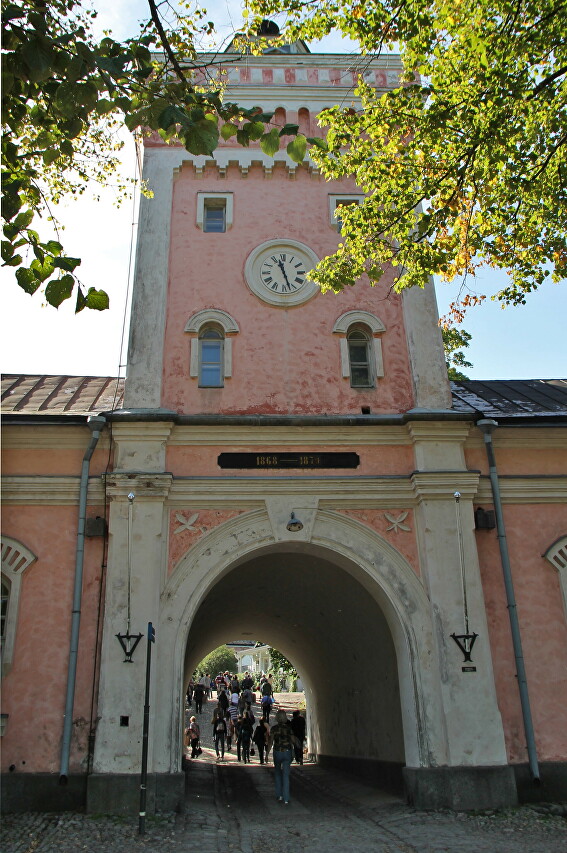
[
  {"x1": 1, "y1": 375, "x2": 124, "y2": 416},
  {"x1": 2, "y1": 375, "x2": 566, "y2": 421},
  {"x1": 450, "y1": 379, "x2": 567, "y2": 419}
]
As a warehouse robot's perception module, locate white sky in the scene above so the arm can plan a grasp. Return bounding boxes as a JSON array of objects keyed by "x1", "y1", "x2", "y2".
[{"x1": 2, "y1": 0, "x2": 565, "y2": 381}]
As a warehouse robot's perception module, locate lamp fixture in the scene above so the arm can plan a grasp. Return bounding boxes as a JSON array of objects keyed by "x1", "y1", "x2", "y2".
[{"x1": 286, "y1": 511, "x2": 304, "y2": 532}]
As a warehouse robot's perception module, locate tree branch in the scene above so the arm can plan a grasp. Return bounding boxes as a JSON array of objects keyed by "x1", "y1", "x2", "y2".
[{"x1": 146, "y1": 0, "x2": 187, "y2": 82}]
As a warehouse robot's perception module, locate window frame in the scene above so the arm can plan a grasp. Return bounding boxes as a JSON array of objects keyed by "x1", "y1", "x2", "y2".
[
  {"x1": 329, "y1": 194, "x2": 365, "y2": 232},
  {"x1": 196, "y1": 192, "x2": 234, "y2": 232},
  {"x1": 333, "y1": 311, "x2": 386, "y2": 389},
  {"x1": 198, "y1": 325, "x2": 225, "y2": 388},
  {"x1": 347, "y1": 327, "x2": 374, "y2": 388},
  {"x1": 185, "y1": 309, "x2": 240, "y2": 386},
  {"x1": 1, "y1": 536, "x2": 37, "y2": 677}
]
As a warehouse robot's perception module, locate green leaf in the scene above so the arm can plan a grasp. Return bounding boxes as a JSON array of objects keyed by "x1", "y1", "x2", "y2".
[
  {"x1": 16, "y1": 267, "x2": 41, "y2": 295},
  {"x1": 246, "y1": 121, "x2": 265, "y2": 141},
  {"x1": 221, "y1": 122, "x2": 239, "y2": 140},
  {"x1": 85, "y1": 287, "x2": 110, "y2": 310},
  {"x1": 1, "y1": 241, "x2": 15, "y2": 262},
  {"x1": 236, "y1": 129, "x2": 250, "y2": 147},
  {"x1": 279, "y1": 124, "x2": 300, "y2": 137},
  {"x1": 260, "y1": 128, "x2": 280, "y2": 157},
  {"x1": 287, "y1": 134, "x2": 307, "y2": 163},
  {"x1": 307, "y1": 137, "x2": 329, "y2": 151},
  {"x1": 158, "y1": 105, "x2": 189, "y2": 131},
  {"x1": 45, "y1": 274, "x2": 75, "y2": 308},
  {"x1": 53, "y1": 256, "x2": 81, "y2": 272},
  {"x1": 43, "y1": 149, "x2": 60, "y2": 166},
  {"x1": 30, "y1": 256, "x2": 55, "y2": 282},
  {"x1": 183, "y1": 118, "x2": 220, "y2": 155},
  {"x1": 13, "y1": 210, "x2": 34, "y2": 232}
]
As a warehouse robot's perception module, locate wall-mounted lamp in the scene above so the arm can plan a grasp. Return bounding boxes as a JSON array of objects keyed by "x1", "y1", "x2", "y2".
[
  {"x1": 116, "y1": 631, "x2": 143, "y2": 663},
  {"x1": 286, "y1": 512, "x2": 304, "y2": 532}
]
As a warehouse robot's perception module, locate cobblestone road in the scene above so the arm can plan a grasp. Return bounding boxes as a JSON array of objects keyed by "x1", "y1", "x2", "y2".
[{"x1": 2, "y1": 696, "x2": 566, "y2": 852}]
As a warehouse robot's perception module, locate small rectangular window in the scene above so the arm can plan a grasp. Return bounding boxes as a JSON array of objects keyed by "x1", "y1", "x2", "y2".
[
  {"x1": 329, "y1": 194, "x2": 364, "y2": 232},
  {"x1": 204, "y1": 201, "x2": 226, "y2": 233},
  {"x1": 197, "y1": 193, "x2": 233, "y2": 232}
]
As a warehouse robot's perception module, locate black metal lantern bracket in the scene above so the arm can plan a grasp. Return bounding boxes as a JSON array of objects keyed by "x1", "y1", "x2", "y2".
[
  {"x1": 116, "y1": 631, "x2": 143, "y2": 663},
  {"x1": 451, "y1": 632, "x2": 479, "y2": 672}
]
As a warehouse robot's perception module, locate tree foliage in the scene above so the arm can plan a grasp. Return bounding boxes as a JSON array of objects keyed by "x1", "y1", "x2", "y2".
[
  {"x1": 442, "y1": 326, "x2": 473, "y2": 380},
  {"x1": 1, "y1": 0, "x2": 312, "y2": 310},
  {"x1": 247, "y1": 0, "x2": 567, "y2": 317},
  {"x1": 268, "y1": 647, "x2": 296, "y2": 674},
  {"x1": 194, "y1": 644, "x2": 238, "y2": 676}
]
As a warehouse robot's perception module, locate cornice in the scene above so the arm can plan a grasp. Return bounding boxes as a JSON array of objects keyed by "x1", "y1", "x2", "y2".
[
  {"x1": 408, "y1": 422, "x2": 472, "y2": 444},
  {"x1": 168, "y1": 424, "x2": 411, "y2": 447},
  {"x1": 1, "y1": 476, "x2": 105, "y2": 505},
  {"x1": 411, "y1": 471, "x2": 480, "y2": 501},
  {"x1": 474, "y1": 476, "x2": 567, "y2": 504},
  {"x1": 105, "y1": 472, "x2": 174, "y2": 501},
  {"x1": 167, "y1": 475, "x2": 416, "y2": 508}
]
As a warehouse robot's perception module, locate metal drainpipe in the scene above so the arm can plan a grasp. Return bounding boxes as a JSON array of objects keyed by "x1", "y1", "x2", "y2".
[
  {"x1": 59, "y1": 415, "x2": 106, "y2": 783},
  {"x1": 477, "y1": 418, "x2": 540, "y2": 782}
]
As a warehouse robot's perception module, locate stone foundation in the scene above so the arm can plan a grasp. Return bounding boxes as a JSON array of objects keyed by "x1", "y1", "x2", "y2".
[
  {"x1": 86, "y1": 772, "x2": 185, "y2": 815},
  {"x1": 403, "y1": 765, "x2": 518, "y2": 811}
]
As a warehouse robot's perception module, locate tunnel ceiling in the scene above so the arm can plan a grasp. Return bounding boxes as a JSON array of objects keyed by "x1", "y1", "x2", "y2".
[{"x1": 184, "y1": 548, "x2": 398, "y2": 685}]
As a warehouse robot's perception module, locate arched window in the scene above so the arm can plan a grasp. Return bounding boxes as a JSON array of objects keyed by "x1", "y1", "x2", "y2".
[
  {"x1": 185, "y1": 309, "x2": 240, "y2": 386},
  {"x1": 1, "y1": 536, "x2": 37, "y2": 676},
  {"x1": 347, "y1": 327, "x2": 373, "y2": 387},
  {"x1": 199, "y1": 325, "x2": 224, "y2": 387},
  {"x1": 333, "y1": 311, "x2": 386, "y2": 389},
  {"x1": 1, "y1": 579, "x2": 9, "y2": 648}
]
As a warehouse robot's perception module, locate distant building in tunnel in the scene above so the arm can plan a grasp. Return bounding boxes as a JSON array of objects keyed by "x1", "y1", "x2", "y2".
[{"x1": 2, "y1": 30, "x2": 567, "y2": 814}]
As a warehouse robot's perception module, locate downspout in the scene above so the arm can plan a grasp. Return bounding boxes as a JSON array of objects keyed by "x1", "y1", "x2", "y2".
[
  {"x1": 477, "y1": 419, "x2": 540, "y2": 782},
  {"x1": 59, "y1": 415, "x2": 106, "y2": 783}
]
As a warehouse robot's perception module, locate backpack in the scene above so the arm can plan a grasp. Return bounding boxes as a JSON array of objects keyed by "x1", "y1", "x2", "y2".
[
  {"x1": 261, "y1": 681, "x2": 273, "y2": 696},
  {"x1": 272, "y1": 722, "x2": 293, "y2": 752}
]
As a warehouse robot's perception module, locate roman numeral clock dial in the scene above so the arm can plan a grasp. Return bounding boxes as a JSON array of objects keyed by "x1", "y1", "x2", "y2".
[
  {"x1": 245, "y1": 240, "x2": 320, "y2": 307},
  {"x1": 261, "y1": 254, "x2": 306, "y2": 293}
]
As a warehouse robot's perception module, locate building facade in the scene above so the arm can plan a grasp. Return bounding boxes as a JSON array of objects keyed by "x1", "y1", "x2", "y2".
[{"x1": 2, "y1": 38, "x2": 567, "y2": 813}]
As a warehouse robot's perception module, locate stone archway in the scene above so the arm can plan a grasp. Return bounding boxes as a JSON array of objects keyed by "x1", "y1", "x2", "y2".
[{"x1": 151, "y1": 507, "x2": 446, "y2": 779}]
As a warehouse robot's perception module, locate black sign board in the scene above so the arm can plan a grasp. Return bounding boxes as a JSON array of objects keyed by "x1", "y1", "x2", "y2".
[{"x1": 218, "y1": 452, "x2": 360, "y2": 470}]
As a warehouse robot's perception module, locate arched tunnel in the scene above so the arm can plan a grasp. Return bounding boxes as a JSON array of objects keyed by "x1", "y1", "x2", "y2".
[{"x1": 182, "y1": 545, "x2": 406, "y2": 783}]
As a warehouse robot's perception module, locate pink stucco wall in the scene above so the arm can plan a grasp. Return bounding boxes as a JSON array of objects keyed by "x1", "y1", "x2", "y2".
[
  {"x1": 477, "y1": 504, "x2": 567, "y2": 762},
  {"x1": 1, "y1": 504, "x2": 105, "y2": 774},
  {"x1": 166, "y1": 443, "x2": 416, "y2": 477},
  {"x1": 162, "y1": 160, "x2": 414, "y2": 416}
]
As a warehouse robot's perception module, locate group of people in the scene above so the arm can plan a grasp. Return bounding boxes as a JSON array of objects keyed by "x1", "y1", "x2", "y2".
[{"x1": 184, "y1": 670, "x2": 307, "y2": 805}]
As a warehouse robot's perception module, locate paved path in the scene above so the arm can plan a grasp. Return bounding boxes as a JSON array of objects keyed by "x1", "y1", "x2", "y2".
[{"x1": 2, "y1": 696, "x2": 566, "y2": 852}]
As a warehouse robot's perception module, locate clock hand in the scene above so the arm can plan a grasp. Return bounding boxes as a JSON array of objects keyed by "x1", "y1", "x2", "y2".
[{"x1": 277, "y1": 260, "x2": 292, "y2": 288}]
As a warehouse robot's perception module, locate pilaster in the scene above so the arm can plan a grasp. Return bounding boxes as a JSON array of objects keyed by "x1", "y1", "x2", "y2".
[
  {"x1": 93, "y1": 473, "x2": 173, "y2": 775},
  {"x1": 411, "y1": 469, "x2": 508, "y2": 767},
  {"x1": 111, "y1": 421, "x2": 174, "y2": 472},
  {"x1": 402, "y1": 277, "x2": 452, "y2": 409}
]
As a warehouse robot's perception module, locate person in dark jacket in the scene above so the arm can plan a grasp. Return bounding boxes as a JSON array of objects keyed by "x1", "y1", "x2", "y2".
[
  {"x1": 237, "y1": 710, "x2": 254, "y2": 763},
  {"x1": 290, "y1": 710, "x2": 306, "y2": 764},
  {"x1": 193, "y1": 681, "x2": 205, "y2": 713},
  {"x1": 253, "y1": 718, "x2": 270, "y2": 764}
]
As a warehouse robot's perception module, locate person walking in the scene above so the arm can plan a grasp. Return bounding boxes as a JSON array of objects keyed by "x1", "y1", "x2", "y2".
[
  {"x1": 253, "y1": 717, "x2": 270, "y2": 764},
  {"x1": 290, "y1": 710, "x2": 306, "y2": 764},
  {"x1": 261, "y1": 693, "x2": 274, "y2": 722},
  {"x1": 238, "y1": 710, "x2": 254, "y2": 763},
  {"x1": 213, "y1": 711, "x2": 227, "y2": 760},
  {"x1": 267, "y1": 710, "x2": 298, "y2": 804},
  {"x1": 193, "y1": 681, "x2": 205, "y2": 714},
  {"x1": 186, "y1": 716, "x2": 201, "y2": 759}
]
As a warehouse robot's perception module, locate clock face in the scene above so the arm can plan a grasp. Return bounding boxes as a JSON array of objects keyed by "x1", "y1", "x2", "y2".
[
  {"x1": 260, "y1": 252, "x2": 307, "y2": 294},
  {"x1": 245, "y1": 240, "x2": 319, "y2": 307}
]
